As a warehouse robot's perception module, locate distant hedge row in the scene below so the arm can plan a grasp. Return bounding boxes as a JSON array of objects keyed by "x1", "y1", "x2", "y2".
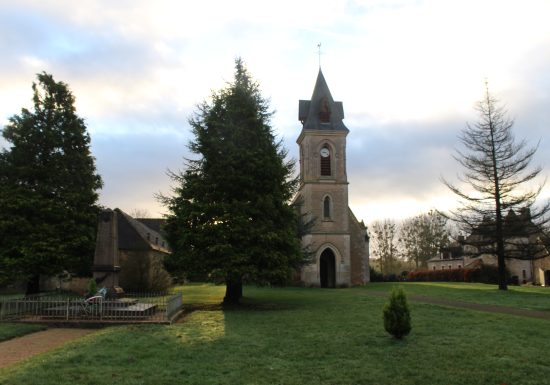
[{"x1": 406, "y1": 265, "x2": 514, "y2": 284}]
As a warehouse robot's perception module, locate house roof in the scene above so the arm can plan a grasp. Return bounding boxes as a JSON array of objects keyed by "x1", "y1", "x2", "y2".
[
  {"x1": 135, "y1": 218, "x2": 166, "y2": 236},
  {"x1": 115, "y1": 208, "x2": 171, "y2": 253},
  {"x1": 298, "y1": 69, "x2": 348, "y2": 132},
  {"x1": 466, "y1": 208, "x2": 542, "y2": 244}
]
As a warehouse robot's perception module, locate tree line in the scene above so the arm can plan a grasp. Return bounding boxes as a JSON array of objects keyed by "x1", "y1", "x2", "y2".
[
  {"x1": 370, "y1": 210, "x2": 451, "y2": 276},
  {"x1": 1, "y1": 65, "x2": 548, "y2": 296},
  {"x1": 1, "y1": 61, "x2": 308, "y2": 301},
  {"x1": 372, "y1": 83, "x2": 550, "y2": 291}
]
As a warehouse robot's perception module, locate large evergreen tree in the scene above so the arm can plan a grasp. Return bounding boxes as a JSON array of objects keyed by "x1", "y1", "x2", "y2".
[
  {"x1": 160, "y1": 59, "x2": 306, "y2": 304},
  {"x1": 0, "y1": 72, "x2": 102, "y2": 294}
]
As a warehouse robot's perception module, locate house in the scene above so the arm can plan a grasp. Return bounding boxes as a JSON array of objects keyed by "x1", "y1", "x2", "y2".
[
  {"x1": 92, "y1": 208, "x2": 172, "y2": 292},
  {"x1": 428, "y1": 209, "x2": 550, "y2": 285}
]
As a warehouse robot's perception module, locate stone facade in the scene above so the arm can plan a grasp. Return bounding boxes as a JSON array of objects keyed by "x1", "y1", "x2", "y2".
[
  {"x1": 428, "y1": 211, "x2": 550, "y2": 285},
  {"x1": 296, "y1": 70, "x2": 369, "y2": 287},
  {"x1": 93, "y1": 208, "x2": 172, "y2": 291}
]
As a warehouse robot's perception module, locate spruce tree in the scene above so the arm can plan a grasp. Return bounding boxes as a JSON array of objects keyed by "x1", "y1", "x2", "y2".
[
  {"x1": 383, "y1": 288, "x2": 411, "y2": 339},
  {"x1": 0, "y1": 72, "x2": 102, "y2": 294},
  {"x1": 161, "y1": 59, "x2": 307, "y2": 304}
]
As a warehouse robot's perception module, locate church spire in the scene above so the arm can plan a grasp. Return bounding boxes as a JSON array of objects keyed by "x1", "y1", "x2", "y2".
[{"x1": 298, "y1": 69, "x2": 348, "y2": 132}]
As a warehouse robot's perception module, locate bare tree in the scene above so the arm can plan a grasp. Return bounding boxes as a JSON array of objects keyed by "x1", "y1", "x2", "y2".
[
  {"x1": 442, "y1": 83, "x2": 549, "y2": 290},
  {"x1": 129, "y1": 208, "x2": 150, "y2": 218},
  {"x1": 371, "y1": 219, "x2": 400, "y2": 275},
  {"x1": 400, "y1": 210, "x2": 450, "y2": 269}
]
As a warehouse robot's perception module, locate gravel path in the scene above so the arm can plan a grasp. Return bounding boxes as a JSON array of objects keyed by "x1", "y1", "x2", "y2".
[{"x1": 0, "y1": 328, "x2": 97, "y2": 369}]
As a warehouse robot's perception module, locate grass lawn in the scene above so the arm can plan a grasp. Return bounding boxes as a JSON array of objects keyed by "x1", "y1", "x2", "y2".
[
  {"x1": 365, "y1": 282, "x2": 550, "y2": 311},
  {"x1": 1, "y1": 294, "x2": 49, "y2": 341},
  {"x1": 0, "y1": 283, "x2": 549, "y2": 385},
  {"x1": 0, "y1": 323, "x2": 47, "y2": 342}
]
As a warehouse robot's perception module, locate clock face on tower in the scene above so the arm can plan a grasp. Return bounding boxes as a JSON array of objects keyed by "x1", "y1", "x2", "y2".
[{"x1": 320, "y1": 148, "x2": 330, "y2": 158}]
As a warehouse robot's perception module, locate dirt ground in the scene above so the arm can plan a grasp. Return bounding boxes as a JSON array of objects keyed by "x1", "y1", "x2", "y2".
[{"x1": 0, "y1": 328, "x2": 97, "y2": 369}]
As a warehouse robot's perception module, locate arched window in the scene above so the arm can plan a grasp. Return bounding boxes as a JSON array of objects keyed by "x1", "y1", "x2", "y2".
[
  {"x1": 320, "y1": 145, "x2": 331, "y2": 176},
  {"x1": 323, "y1": 196, "x2": 331, "y2": 219}
]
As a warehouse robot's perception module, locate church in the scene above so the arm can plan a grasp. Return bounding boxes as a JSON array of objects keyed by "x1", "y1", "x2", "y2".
[{"x1": 295, "y1": 69, "x2": 370, "y2": 287}]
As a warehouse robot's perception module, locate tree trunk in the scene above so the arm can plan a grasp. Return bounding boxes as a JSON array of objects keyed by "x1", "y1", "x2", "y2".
[
  {"x1": 25, "y1": 274, "x2": 40, "y2": 296},
  {"x1": 223, "y1": 278, "x2": 242, "y2": 305},
  {"x1": 488, "y1": 101, "x2": 508, "y2": 291},
  {"x1": 495, "y1": 210, "x2": 508, "y2": 291}
]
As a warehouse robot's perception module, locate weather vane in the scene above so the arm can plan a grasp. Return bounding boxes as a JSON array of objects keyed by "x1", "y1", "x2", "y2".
[{"x1": 317, "y1": 42, "x2": 322, "y2": 68}]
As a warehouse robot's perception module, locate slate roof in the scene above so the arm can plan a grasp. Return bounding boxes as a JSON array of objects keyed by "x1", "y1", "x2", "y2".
[
  {"x1": 466, "y1": 208, "x2": 541, "y2": 245},
  {"x1": 115, "y1": 208, "x2": 171, "y2": 253},
  {"x1": 298, "y1": 69, "x2": 348, "y2": 132},
  {"x1": 135, "y1": 218, "x2": 166, "y2": 236}
]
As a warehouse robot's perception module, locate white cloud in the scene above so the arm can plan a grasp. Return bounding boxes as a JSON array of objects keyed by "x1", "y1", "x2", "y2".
[{"x1": 1, "y1": 0, "x2": 549, "y2": 219}]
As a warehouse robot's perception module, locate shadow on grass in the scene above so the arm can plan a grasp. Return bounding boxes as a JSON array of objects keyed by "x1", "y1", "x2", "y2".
[{"x1": 2, "y1": 286, "x2": 550, "y2": 385}]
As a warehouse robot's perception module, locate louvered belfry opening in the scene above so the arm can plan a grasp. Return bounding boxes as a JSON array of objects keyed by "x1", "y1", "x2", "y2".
[
  {"x1": 320, "y1": 147, "x2": 331, "y2": 176},
  {"x1": 323, "y1": 196, "x2": 331, "y2": 219}
]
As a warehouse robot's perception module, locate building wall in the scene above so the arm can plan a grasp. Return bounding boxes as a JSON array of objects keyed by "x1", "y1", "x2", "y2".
[
  {"x1": 427, "y1": 258, "x2": 464, "y2": 270},
  {"x1": 298, "y1": 131, "x2": 348, "y2": 184},
  {"x1": 40, "y1": 276, "x2": 90, "y2": 294},
  {"x1": 531, "y1": 256, "x2": 550, "y2": 285},
  {"x1": 119, "y1": 249, "x2": 171, "y2": 291},
  {"x1": 428, "y1": 253, "x2": 550, "y2": 286},
  {"x1": 470, "y1": 254, "x2": 533, "y2": 283},
  {"x1": 300, "y1": 233, "x2": 351, "y2": 287},
  {"x1": 349, "y1": 211, "x2": 369, "y2": 284},
  {"x1": 298, "y1": 128, "x2": 353, "y2": 287}
]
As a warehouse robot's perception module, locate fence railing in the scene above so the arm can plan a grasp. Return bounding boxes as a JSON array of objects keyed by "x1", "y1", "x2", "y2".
[{"x1": 0, "y1": 291, "x2": 183, "y2": 324}]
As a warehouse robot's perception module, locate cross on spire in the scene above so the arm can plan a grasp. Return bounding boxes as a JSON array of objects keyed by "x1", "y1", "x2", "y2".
[{"x1": 317, "y1": 42, "x2": 322, "y2": 68}]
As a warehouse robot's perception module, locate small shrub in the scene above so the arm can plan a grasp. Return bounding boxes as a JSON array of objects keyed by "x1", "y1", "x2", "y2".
[
  {"x1": 383, "y1": 288, "x2": 411, "y2": 339},
  {"x1": 369, "y1": 268, "x2": 384, "y2": 282},
  {"x1": 87, "y1": 278, "x2": 97, "y2": 297},
  {"x1": 384, "y1": 273, "x2": 399, "y2": 282}
]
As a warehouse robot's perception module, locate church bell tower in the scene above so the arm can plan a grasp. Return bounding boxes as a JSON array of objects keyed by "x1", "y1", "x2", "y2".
[{"x1": 296, "y1": 69, "x2": 369, "y2": 287}]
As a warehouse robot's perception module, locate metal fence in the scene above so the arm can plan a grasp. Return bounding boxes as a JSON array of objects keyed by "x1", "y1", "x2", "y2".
[{"x1": 0, "y1": 291, "x2": 183, "y2": 324}]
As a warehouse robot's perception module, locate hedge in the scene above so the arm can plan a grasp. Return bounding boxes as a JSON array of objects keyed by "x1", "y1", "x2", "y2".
[{"x1": 407, "y1": 265, "x2": 513, "y2": 284}]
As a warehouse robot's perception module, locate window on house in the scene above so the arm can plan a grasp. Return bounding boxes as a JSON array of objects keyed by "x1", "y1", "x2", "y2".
[
  {"x1": 155, "y1": 237, "x2": 158, "y2": 245},
  {"x1": 146, "y1": 233, "x2": 150, "y2": 241},
  {"x1": 442, "y1": 266, "x2": 445, "y2": 270},
  {"x1": 433, "y1": 266, "x2": 436, "y2": 270},
  {"x1": 449, "y1": 265, "x2": 452, "y2": 270},
  {"x1": 458, "y1": 265, "x2": 462, "y2": 269},
  {"x1": 320, "y1": 145, "x2": 331, "y2": 176},
  {"x1": 323, "y1": 196, "x2": 331, "y2": 219}
]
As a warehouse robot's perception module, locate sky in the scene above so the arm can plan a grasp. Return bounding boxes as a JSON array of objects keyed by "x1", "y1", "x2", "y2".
[{"x1": 1, "y1": 0, "x2": 549, "y2": 224}]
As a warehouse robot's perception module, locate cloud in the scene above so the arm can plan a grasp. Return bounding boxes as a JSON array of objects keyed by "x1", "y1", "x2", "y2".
[
  {"x1": 1, "y1": 0, "x2": 550, "y2": 222},
  {"x1": 92, "y1": 130, "x2": 190, "y2": 215}
]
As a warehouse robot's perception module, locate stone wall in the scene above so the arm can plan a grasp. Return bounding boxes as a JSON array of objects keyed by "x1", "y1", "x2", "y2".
[
  {"x1": 119, "y1": 249, "x2": 172, "y2": 291},
  {"x1": 349, "y1": 212, "x2": 369, "y2": 285}
]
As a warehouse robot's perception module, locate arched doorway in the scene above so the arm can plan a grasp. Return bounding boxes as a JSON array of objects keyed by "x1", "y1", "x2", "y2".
[{"x1": 320, "y1": 248, "x2": 336, "y2": 288}]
